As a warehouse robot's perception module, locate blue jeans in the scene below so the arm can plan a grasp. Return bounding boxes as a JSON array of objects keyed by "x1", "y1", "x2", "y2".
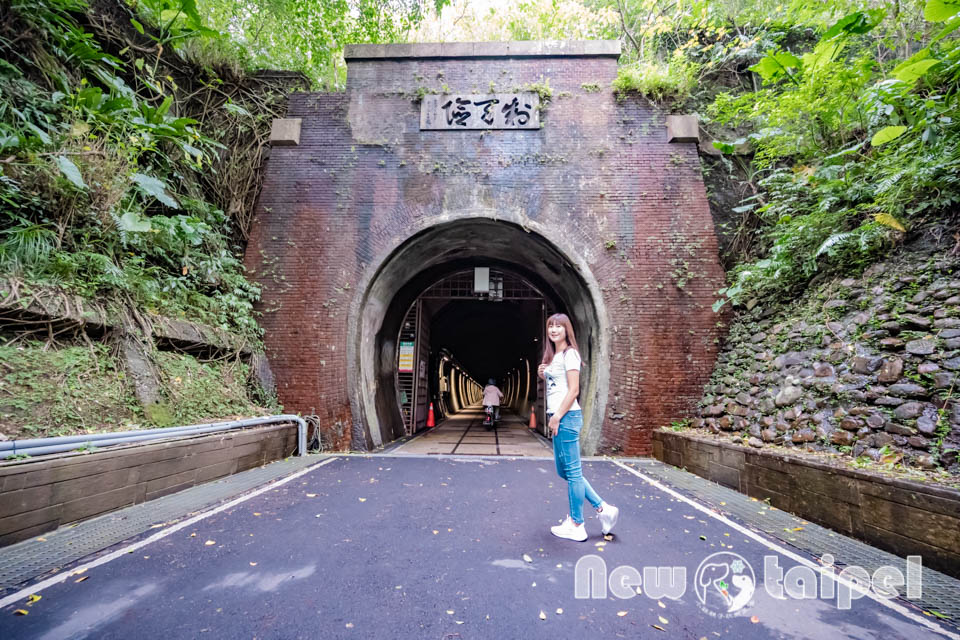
[{"x1": 551, "y1": 410, "x2": 602, "y2": 524}]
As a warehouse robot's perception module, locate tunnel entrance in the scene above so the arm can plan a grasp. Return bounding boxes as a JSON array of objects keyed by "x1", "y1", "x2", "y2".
[
  {"x1": 395, "y1": 268, "x2": 549, "y2": 438},
  {"x1": 349, "y1": 217, "x2": 610, "y2": 453}
]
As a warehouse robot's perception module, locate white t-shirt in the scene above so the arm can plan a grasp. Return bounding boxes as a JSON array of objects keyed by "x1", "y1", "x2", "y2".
[{"x1": 545, "y1": 348, "x2": 581, "y2": 415}]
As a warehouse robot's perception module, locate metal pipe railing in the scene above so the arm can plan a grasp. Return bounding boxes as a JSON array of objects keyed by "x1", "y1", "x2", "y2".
[{"x1": 0, "y1": 415, "x2": 307, "y2": 460}]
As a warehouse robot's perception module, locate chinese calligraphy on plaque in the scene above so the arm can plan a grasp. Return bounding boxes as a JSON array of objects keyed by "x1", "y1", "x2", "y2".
[{"x1": 420, "y1": 93, "x2": 540, "y2": 130}]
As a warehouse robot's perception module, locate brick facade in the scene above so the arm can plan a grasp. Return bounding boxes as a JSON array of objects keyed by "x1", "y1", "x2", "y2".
[{"x1": 246, "y1": 42, "x2": 726, "y2": 455}]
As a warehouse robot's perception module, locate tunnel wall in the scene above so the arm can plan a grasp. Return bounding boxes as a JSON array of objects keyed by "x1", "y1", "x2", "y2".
[{"x1": 245, "y1": 41, "x2": 726, "y2": 455}]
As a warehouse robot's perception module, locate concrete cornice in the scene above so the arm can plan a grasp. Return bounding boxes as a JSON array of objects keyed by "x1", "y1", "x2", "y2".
[{"x1": 343, "y1": 40, "x2": 621, "y2": 60}]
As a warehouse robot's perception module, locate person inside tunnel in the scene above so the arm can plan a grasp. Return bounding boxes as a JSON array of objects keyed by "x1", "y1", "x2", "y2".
[{"x1": 482, "y1": 377, "x2": 504, "y2": 423}]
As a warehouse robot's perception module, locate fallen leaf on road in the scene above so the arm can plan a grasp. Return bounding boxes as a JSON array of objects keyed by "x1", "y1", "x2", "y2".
[
  {"x1": 253, "y1": 513, "x2": 261, "y2": 517},
  {"x1": 249, "y1": 562, "x2": 257, "y2": 566},
  {"x1": 652, "y1": 624, "x2": 665, "y2": 631},
  {"x1": 14, "y1": 609, "x2": 28, "y2": 616},
  {"x1": 604, "y1": 534, "x2": 613, "y2": 541},
  {"x1": 556, "y1": 608, "x2": 563, "y2": 615},
  {"x1": 345, "y1": 622, "x2": 353, "y2": 629},
  {"x1": 433, "y1": 530, "x2": 439, "y2": 535},
  {"x1": 751, "y1": 615, "x2": 759, "y2": 623},
  {"x1": 699, "y1": 535, "x2": 706, "y2": 540},
  {"x1": 306, "y1": 493, "x2": 317, "y2": 498},
  {"x1": 358, "y1": 498, "x2": 366, "y2": 502},
  {"x1": 190, "y1": 533, "x2": 197, "y2": 537},
  {"x1": 26, "y1": 595, "x2": 41, "y2": 604},
  {"x1": 204, "y1": 540, "x2": 216, "y2": 546},
  {"x1": 455, "y1": 621, "x2": 464, "y2": 625},
  {"x1": 539, "y1": 611, "x2": 547, "y2": 620},
  {"x1": 35, "y1": 538, "x2": 46, "y2": 542},
  {"x1": 75, "y1": 576, "x2": 89, "y2": 583},
  {"x1": 657, "y1": 601, "x2": 666, "y2": 609},
  {"x1": 617, "y1": 611, "x2": 627, "y2": 617},
  {"x1": 659, "y1": 616, "x2": 669, "y2": 625},
  {"x1": 523, "y1": 554, "x2": 533, "y2": 563},
  {"x1": 446, "y1": 610, "x2": 454, "y2": 615}
]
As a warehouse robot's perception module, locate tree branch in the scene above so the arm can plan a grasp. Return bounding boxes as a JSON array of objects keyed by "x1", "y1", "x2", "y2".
[{"x1": 616, "y1": 0, "x2": 641, "y2": 58}]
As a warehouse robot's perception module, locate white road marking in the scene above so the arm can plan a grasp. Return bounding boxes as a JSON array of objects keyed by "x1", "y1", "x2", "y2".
[
  {"x1": 610, "y1": 458, "x2": 959, "y2": 640},
  {"x1": 0, "y1": 456, "x2": 338, "y2": 610}
]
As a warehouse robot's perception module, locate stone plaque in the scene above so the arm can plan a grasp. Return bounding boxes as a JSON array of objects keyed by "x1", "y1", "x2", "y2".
[{"x1": 420, "y1": 93, "x2": 540, "y2": 130}]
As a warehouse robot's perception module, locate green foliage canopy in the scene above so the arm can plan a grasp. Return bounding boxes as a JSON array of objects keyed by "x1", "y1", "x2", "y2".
[{"x1": 195, "y1": 0, "x2": 449, "y2": 88}]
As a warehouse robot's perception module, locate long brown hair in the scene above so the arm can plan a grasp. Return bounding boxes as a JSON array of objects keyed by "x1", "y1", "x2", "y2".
[{"x1": 541, "y1": 313, "x2": 580, "y2": 365}]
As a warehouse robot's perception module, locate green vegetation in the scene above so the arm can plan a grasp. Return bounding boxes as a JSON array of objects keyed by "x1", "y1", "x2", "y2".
[
  {"x1": 196, "y1": 0, "x2": 447, "y2": 88},
  {"x1": 612, "y1": 57, "x2": 699, "y2": 103},
  {"x1": 704, "y1": 2, "x2": 960, "y2": 310},
  {"x1": 0, "y1": 341, "x2": 270, "y2": 439},
  {"x1": 0, "y1": 0, "x2": 288, "y2": 338}
]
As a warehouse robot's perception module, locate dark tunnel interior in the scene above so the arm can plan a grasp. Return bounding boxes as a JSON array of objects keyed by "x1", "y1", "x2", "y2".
[
  {"x1": 389, "y1": 265, "x2": 555, "y2": 439},
  {"x1": 427, "y1": 298, "x2": 543, "y2": 390}
]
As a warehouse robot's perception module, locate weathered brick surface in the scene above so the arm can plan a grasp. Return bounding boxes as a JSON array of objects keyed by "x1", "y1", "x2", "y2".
[{"x1": 247, "y1": 48, "x2": 726, "y2": 455}]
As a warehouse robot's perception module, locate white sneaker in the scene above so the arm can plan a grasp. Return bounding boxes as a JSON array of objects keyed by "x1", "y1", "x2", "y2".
[
  {"x1": 598, "y1": 502, "x2": 619, "y2": 535},
  {"x1": 551, "y1": 516, "x2": 588, "y2": 541}
]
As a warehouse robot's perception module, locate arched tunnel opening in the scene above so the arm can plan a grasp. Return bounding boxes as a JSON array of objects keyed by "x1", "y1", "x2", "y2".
[
  {"x1": 350, "y1": 218, "x2": 610, "y2": 453},
  {"x1": 396, "y1": 269, "x2": 547, "y2": 434}
]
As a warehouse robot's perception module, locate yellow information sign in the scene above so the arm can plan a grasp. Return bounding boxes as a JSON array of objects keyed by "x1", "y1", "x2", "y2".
[{"x1": 398, "y1": 341, "x2": 414, "y2": 372}]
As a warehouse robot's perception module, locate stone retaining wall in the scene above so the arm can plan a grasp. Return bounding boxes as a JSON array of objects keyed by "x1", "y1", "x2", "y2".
[
  {"x1": 0, "y1": 424, "x2": 297, "y2": 546},
  {"x1": 694, "y1": 250, "x2": 960, "y2": 472},
  {"x1": 653, "y1": 429, "x2": 960, "y2": 578}
]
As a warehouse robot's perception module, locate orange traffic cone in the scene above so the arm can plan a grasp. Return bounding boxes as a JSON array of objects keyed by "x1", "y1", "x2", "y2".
[
  {"x1": 427, "y1": 402, "x2": 436, "y2": 428},
  {"x1": 528, "y1": 407, "x2": 537, "y2": 429}
]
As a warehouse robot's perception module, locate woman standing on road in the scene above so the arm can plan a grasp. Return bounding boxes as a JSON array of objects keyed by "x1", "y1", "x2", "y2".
[{"x1": 538, "y1": 313, "x2": 618, "y2": 541}]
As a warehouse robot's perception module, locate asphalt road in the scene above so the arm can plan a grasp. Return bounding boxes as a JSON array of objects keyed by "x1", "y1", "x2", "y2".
[{"x1": 1, "y1": 455, "x2": 956, "y2": 639}]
